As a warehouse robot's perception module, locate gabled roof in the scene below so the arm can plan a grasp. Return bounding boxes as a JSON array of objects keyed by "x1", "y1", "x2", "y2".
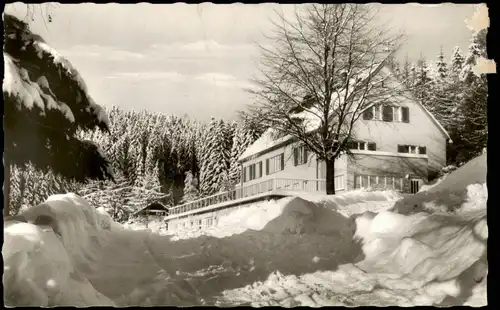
[
  {"x1": 132, "y1": 202, "x2": 169, "y2": 216},
  {"x1": 238, "y1": 65, "x2": 451, "y2": 162},
  {"x1": 399, "y1": 87, "x2": 451, "y2": 141},
  {"x1": 238, "y1": 129, "x2": 294, "y2": 162}
]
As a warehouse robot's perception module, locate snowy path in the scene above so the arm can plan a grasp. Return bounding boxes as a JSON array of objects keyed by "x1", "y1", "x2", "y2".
[{"x1": 85, "y1": 190, "x2": 486, "y2": 307}]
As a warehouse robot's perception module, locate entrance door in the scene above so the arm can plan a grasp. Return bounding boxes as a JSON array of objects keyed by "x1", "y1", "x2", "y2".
[{"x1": 410, "y1": 179, "x2": 420, "y2": 194}]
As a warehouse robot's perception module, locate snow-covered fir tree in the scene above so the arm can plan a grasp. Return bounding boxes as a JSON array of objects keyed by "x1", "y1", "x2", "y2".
[
  {"x1": 460, "y1": 29, "x2": 486, "y2": 84},
  {"x1": 456, "y1": 29, "x2": 488, "y2": 161},
  {"x1": 199, "y1": 117, "x2": 231, "y2": 196},
  {"x1": 435, "y1": 47, "x2": 448, "y2": 80},
  {"x1": 399, "y1": 56, "x2": 413, "y2": 87},
  {"x1": 450, "y1": 46, "x2": 465, "y2": 76},
  {"x1": 181, "y1": 171, "x2": 200, "y2": 203},
  {"x1": 228, "y1": 123, "x2": 245, "y2": 186},
  {"x1": 3, "y1": 13, "x2": 114, "y2": 215}
]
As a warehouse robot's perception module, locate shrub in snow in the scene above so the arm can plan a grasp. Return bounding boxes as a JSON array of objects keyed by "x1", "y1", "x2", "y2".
[{"x1": 82, "y1": 175, "x2": 169, "y2": 223}]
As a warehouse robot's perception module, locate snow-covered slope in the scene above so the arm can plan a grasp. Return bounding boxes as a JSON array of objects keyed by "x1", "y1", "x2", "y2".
[
  {"x1": 392, "y1": 152, "x2": 487, "y2": 215},
  {"x1": 4, "y1": 156, "x2": 487, "y2": 306}
]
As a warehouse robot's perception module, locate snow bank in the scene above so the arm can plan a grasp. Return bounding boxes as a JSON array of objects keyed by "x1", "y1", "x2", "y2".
[
  {"x1": 392, "y1": 153, "x2": 487, "y2": 215},
  {"x1": 122, "y1": 218, "x2": 168, "y2": 235},
  {"x1": 217, "y1": 157, "x2": 487, "y2": 307},
  {"x1": 3, "y1": 193, "x2": 115, "y2": 306},
  {"x1": 4, "y1": 192, "x2": 367, "y2": 306},
  {"x1": 219, "y1": 195, "x2": 487, "y2": 307},
  {"x1": 5, "y1": 157, "x2": 487, "y2": 307},
  {"x1": 168, "y1": 190, "x2": 399, "y2": 240}
]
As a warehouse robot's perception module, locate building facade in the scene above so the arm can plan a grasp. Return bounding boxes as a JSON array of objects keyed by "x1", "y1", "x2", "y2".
[{"x1": 237, "y1": 80, "x2": 450, "y2": 194}]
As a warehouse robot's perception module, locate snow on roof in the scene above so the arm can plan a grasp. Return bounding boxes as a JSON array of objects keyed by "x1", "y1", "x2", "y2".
[
  {"x1": 238, "y1": 129, "x2": 294, "y2": 162},
  {"x1": 239, "y1": 64, "x2": 450, "y2": 160},
  {"x1": 239, "y1": 64, "x2": 388, "y2": 161},
  {"x1": 289, "y1": 62, "x2": 387, "y2": 131}
]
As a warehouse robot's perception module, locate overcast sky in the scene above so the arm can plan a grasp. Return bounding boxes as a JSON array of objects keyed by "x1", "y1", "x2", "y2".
[{"x1": 5, "y1": 3, "x2": 479, "y2": 121}]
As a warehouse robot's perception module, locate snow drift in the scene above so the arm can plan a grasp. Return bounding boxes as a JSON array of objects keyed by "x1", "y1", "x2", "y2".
[
  {"x1": 3, "y1": 194, "x2": 115, "y2": 306},
  {"x1": 3, "y1": 154, "x2": 487, "y2": 306},
  {"x1": 392, "y1": 152, "x2": 487, "y2": 215}
]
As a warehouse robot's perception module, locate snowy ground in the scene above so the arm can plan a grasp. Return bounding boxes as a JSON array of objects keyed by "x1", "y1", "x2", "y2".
[{"x1": 4, "y1": 155, "x2": 487, "y2": 307}]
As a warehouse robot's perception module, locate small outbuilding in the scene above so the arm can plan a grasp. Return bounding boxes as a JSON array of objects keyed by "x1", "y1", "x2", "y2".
[{"x1": 132, "y1": 202, "x2": 169, "y2": 218}]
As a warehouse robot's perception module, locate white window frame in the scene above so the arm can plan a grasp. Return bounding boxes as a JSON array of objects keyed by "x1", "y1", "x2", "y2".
[
  {"x1": 393, "y1": 106, "x2": 402, "y2": 122},
  {"x1": 268, "y1": 154, "x2": 284, "y2": 174},
  {"x1": 398, "y1": 144, "x2": 426, "y2": 155},
  {"x1": 334, "y1": 175, "x2": 345, "y2": 190},
  {"x1": 297, "y1": 146, "x2": 308, "y2": 165},
  {"x1": 374, "y1": 105, "x2": 382, "y2": 120},
  {"x1": 350, "y1": 141, "x2": 368, "y2": 150}
]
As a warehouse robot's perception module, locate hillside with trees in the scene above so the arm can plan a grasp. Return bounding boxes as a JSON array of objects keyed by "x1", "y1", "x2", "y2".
[
  {"x1": 391, "y1": 29, "x2": 488, "y2": 165},
  {"x1": 8, "y1": 105, "x2": 264, "y2": 217}
]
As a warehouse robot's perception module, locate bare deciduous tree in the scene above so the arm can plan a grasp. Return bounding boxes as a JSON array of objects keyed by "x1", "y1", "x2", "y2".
[{"x1": 246, "y1": 4, "x2": 404, "y2": 194}]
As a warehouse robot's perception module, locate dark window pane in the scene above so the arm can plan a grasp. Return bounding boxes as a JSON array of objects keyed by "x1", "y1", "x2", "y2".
[
  {"x1": 363, "y1": 107, "x2": 374, "y2": 120},
  {"x1": 419, "y1": 146, "x2": 427, "y2": 154},
  {"x1": 383, "y1": 105, "x2": 394, "y2": 122},
  {"x1": 368, "y1": 142, "x2": 376, "y2": 151},
  {"x1": 402, "y1": 107, "x2": 410, "y2": 123}
]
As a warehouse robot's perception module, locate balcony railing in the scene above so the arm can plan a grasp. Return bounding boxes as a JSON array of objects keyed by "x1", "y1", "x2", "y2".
[{"x1": 168, "y1": 178, "x2": 326, "y2": 216}]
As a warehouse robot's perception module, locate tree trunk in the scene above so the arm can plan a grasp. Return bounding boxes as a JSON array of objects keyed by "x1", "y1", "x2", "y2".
[
  {"x1": 4, "y1": 152, "x2": 11, "y2": 217},
  {"x1": 325, "y1": 157, "x2": 336, "y2": 195}
]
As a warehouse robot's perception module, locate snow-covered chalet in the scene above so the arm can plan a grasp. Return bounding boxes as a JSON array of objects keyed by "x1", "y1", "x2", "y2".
[
  {"x1": 164, "y1": 65, "x2": 451, "y2": 231},
  {"x1": 237, "y1": 66, "x2": 451, "y2": 195}
]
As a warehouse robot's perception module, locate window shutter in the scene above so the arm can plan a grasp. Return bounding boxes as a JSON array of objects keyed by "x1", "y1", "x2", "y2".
[
  {"x1": 243, "y1": 167, "x2": 246, "y2": 182},
  {"x1": 280, "y1": 153, "x2": 285, "y2": 171},
  {"x1": 259, "y1": 161, "x2": 263, "y2": 177},
  {"x1": 368, "y1": 142, "x2": 376, "y2": 151},
  {"x1": 363, "y1": 107, "x2": 374, "y2": 120},
  {"x1": 266, "y1": 159, "x2": 269, "y2": 175},
  {"x1": 383, "y1": 105, "x2": 393, "y2": 122},
  {"x1": 397, "y1": 145, "x2": 405, "y2": 153},
  {"x1": 419, "y1": 146, "x2": 427, "y2": 155},
  {"x1": 303, "y1": 148, "x2": 308, "y2": 164},
  {"x1": 402, "y1": 107, "x2": 410, "y2": 123},
  {"x1": 293, "y1": 147, "x2": 298, "y2": 166}
]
